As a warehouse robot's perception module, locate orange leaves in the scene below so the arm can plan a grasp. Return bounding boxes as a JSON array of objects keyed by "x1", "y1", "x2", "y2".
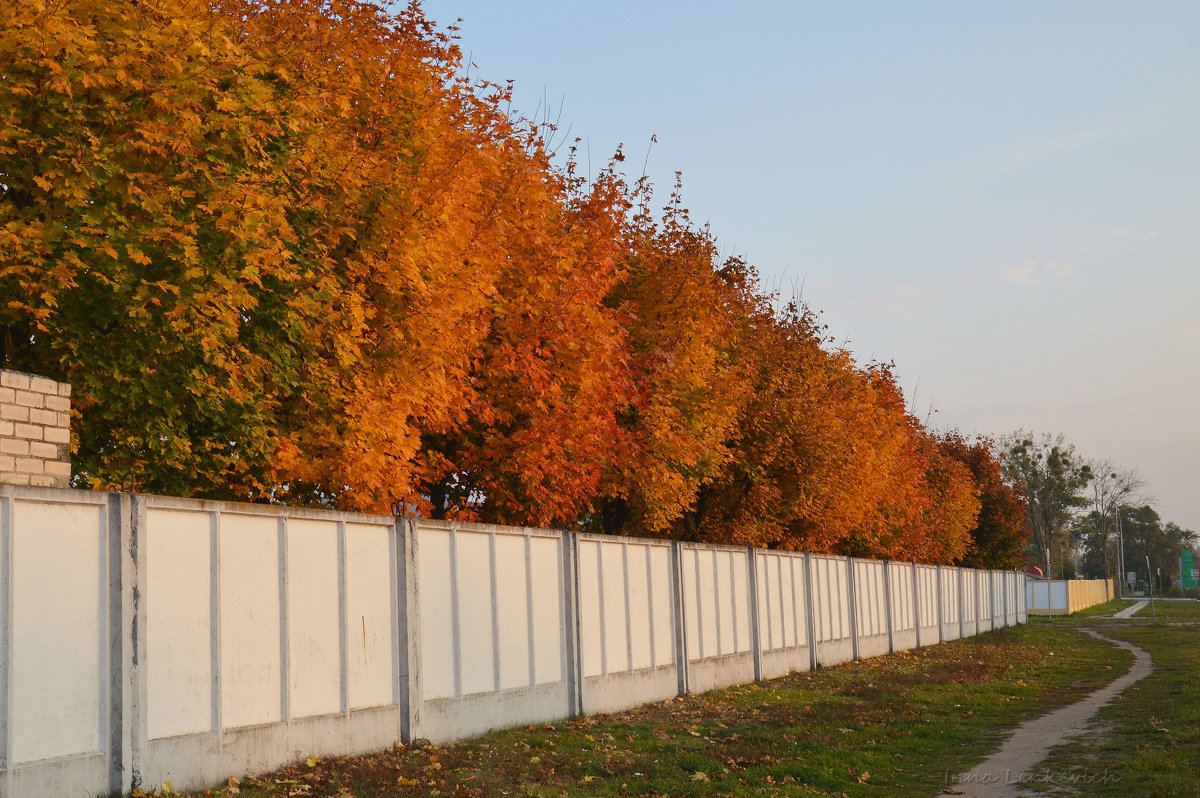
[{"x1": 3, "y1": 0, "x2": 996, "y2": 563}]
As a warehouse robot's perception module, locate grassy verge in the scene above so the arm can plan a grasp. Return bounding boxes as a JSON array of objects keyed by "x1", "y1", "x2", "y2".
[
  {"x1": 1131, "y1": 598, "x2": 1200, "y2": 622},
  {"x1": 1034, "y1": 620, "x2": 1200, "y2": 797},
  {"x1": 1065, "y1": 598, "x2": 1134, "y2": 618},
  {"x1": 167, "y1": 625, "x2": 1126, "y2": 798}
]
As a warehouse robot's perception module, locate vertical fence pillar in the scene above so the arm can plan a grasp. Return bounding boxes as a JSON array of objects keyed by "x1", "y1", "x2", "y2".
[
  {"x1": 803, "y1": 554, "x2": 817, "y2": 671},
  {"x1": 103, "y1": 491, "x2": 142, "y2": 794},
  {"x1": 883, "y1": 562, "x2": 895, "y2": 654},
  {"x1": 746, "y1": 548, "x2": 762, "y2": 681},
  {"x1": 935, "y1": 565, "x2": 944, "y2": 643},
  {"x1": 846, "y1": 558, "x2": 859, "y2": 661},
  {"x1": 277, "y1": 518, "x2": 290, "y2": 725},
  {"x1": 668, "y1": 542, "x2": 689, "y2": 696},
  {"x1": 395, "y1": 517, "x2": 420, "y2": 742},
  {"x1": 561, "y1": 531, "x2": 583, "y2": 718},
  {"x1": 958, "y1": 568, "x2": 966, "y2": 639},
  {"x1": 909, "y1": 562, "x2": 920, "y2": 647}
]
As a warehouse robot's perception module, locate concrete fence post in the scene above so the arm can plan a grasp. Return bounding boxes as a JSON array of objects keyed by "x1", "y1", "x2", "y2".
[
  {"x1": 958, "y1": 568, "x2": 966, "y2": 639},
  {"x1": 746, "y1": 548, "x2": 762, "y2": 682},
  {"x1": 560, "y1": 531, "x2": 583, "y2": 718},
  {"x1": 909, "y1": 562, "x2": 919, "y2": 647},
  {"x1": 108, "y1": 491, "x2": 145, "y2": 794},
  {"x1": 846, "y1": 557, "x2": 859, "y2": 661},
  {"x1": 277, "y1": 518, "x2": 290, "y2": 724},
  {"x1": 883, "y1": 561, "x2": 895, "y2": 654},
  {"x1": 667, "y1": 542, "x2": 688, "y2": 696},
  {"x1": 395, "y1": 518, "x2": 420, "y2": 742},
  {"x1": 803, "y1": 554, "x2": 817, "y2": 671},
  {"x1": 935, "y1": 565, "x2": 944, "y2": 643}
]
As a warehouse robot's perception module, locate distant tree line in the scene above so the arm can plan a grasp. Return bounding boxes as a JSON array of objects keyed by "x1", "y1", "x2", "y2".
[{"x1": 999, "y1": 431, "x2": 1196, "y2": 587}]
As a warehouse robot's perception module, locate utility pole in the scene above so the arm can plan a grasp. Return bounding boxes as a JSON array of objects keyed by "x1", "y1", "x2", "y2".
[
  {"x1": 1117, "y1": 507, "x2": 1125, "y2": 600},
  {"x1": 1146, "y1": 555, "x2": 1157, "y2": 623}
]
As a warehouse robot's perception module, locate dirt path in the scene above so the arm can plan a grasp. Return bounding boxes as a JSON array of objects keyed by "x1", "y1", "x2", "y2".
[
  {"x1": 1111, "y1": 600, "x2": 1147, "y2": 619},
  {"x1": 940, "y1": 629, "x2": 1152, "y2": 798}
]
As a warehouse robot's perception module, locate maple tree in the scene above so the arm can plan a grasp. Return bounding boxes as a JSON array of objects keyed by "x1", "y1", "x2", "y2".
[
  {"x1": 590, "y1": 183, "x2": 757, "y2": 536},
  {"x1": 938, "y1": 431, "x2": 1029, "y2": 570},
  {"x1": 1, "y1": 0, "x2": 320, "y2": 495}
]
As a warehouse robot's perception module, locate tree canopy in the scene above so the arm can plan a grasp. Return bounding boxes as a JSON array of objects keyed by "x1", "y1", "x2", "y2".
[{"x1": 3, "y1": 0, "x2": 1025, "y2": 564}]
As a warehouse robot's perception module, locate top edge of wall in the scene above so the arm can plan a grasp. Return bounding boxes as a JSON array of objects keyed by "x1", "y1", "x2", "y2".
[{"x1": 0, "y1": 482, "x2": 1027, "y2": 574}]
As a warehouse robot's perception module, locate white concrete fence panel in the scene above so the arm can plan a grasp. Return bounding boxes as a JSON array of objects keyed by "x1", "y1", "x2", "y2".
[
  {"x1": 852, "y1": 559, "x2": 889, "y2": 659},
  {"x1": 576, "y1": 535, "x2": 676, "y2": 714},
  {"x1": 754, "y1": 551, "x2": 810, "y2": 679},
  {"x1": 680, "y1": 544, "x2": 754, "y2": 693},
  {"x1": 0, "y1": 485, "x2": 1027, "y2": 797},
  {"x1": 887, "y1": 561, "x2": 918, "y2": 652},
  {"x1": 939, "y1": 566, "x2": 962, "y2": 642}
]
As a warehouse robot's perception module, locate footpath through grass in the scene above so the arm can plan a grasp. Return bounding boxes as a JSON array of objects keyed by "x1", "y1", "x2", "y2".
[
  {"x1": 169, "y1": 623, "x2": 1127, "y2": 798},
  {"x1": 1032, "y1": 599, "x2": 1200, "y2": 797}
]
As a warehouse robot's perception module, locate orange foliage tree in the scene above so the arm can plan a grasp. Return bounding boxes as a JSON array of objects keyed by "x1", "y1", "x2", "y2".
[
  {"x1": 591, "y1": 184, "x2": 757, "y2": 536},
  {"x1": 4, "y1": 0, "x2": 1005, "y2": 563}
]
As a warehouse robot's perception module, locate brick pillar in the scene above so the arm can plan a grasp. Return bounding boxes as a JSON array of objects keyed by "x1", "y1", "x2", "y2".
[{"x1": 0, "y1": 369, "x2": 72, "y2": 488}]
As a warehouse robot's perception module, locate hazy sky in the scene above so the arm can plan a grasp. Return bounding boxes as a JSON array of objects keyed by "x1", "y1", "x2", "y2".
[{"x1": 421, "y1": 1, "x2": 1200, "y2": 532}]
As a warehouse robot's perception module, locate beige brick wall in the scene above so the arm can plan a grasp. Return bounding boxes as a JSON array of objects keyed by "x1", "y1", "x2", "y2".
[{"x1": 0, "y1": 370, "x2": 72, "y2": 488}]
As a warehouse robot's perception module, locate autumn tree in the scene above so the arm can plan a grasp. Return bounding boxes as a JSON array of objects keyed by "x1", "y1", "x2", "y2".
[
  {"x1": 3, "y1": 0, "x2": 1006, "y2": 566},
  {"x1": 414, "y1": 154, "x2": 632, "y2": 527},
  {"x1": 589, "y1": 183, "x2": 757, "y2": 536},
  {"x1": 938, "y1": 431, "x2": 1028, "y2": 569},
  {"x1": 1, "y1": 0, "x2": 325, "y2": 496}
]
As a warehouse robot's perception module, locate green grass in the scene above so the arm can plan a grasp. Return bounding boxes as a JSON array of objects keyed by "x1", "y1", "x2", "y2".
[
  {"x1": 1067, "y1": 598, "x2": 1135, "y2": 618},
  {"x1": 168, "y1": 624, "x2": 1127, "y2": 798},
  {"x1": 1034, "y1": 622, "x2": 1200, "y2": 797},
  {"x1": 1131, "y1": 598, "x2": 1200, "y2": 622}
]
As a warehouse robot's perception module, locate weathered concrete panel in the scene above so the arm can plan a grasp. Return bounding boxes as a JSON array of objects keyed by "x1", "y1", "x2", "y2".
[
  {"x1": 284, "y1": 519, "x2": 341, "y2": 720},
  {"x1": 219, "y1": 513, "x2": 282, "y2": 729},
  {"x1": 10, "y1": 498, "x2": 103, "y2": 763},
  {"x1": 144, "y1": 706, "x2": 406, "y2": 793},
  {"x1": 416, "y1": 684, "x2": 568, "y2": 744},
  {"x1": 599, "y1": 541, "x2": 628, "y2": 673},
  {"x1": 688, "y1": 651, "x2": 755, "y2": 694},
  {"x1": 147, "y1": 508, "x2": 214, "y2": 739},
  {"x1": 455, "y1": 531, "x2": 495, "y2": 696},
  {"x1": 854, "y1": 559, "x2": 889, "y2": 658},
  {"x1": 528, "y1": 536, "x2": 564, "y2": 684},
  {"x1": 494, "y1": 533, "x2": 531, "y2": 691},
  {"x1": 625, "y1": 544, "x2": 651, "y2": 672},
  {"x1": 345, "y1": 522, "x2": 395, "y2": 709},
  {"x1": 577, "y1": 539, "x2": 602, "y2": 678},
  {"x1": 417, "y1": 527, "x2": 455, "y2": 699},
  {"x1": 582, "y1": 665, "x2": 677, "y2": 716},
  {"x1": 939, "y1": 567, "x2": 961, "y2": 642},
  {"x1": 648, "y1": 545, "x2": 674, "y2": 668}
]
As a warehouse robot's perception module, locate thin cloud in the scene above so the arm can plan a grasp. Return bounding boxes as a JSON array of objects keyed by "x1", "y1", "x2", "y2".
[
  {"x1": 856, "y1": 283, "x2": 948, "y2": 320},
  {"x1": 1111, "y1": 228, "x2": 1162, "y2": 240},
  {"x1": 1000, "y1": 260, "x2": 1078, "y2": 286}
]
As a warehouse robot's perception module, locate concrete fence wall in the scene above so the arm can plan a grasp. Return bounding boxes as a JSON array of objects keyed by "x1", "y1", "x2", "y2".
[
  {"x1": 1025, "y1": 577, "x2": 1114, "y2": 615},
  {"x1": 0, "y1": 485, "x2": 1028, "y2": 797}
]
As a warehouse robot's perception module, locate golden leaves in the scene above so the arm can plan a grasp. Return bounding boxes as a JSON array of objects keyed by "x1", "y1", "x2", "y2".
[{"x1": 3, "y1": 0, "x2": 990, "y2": 564}]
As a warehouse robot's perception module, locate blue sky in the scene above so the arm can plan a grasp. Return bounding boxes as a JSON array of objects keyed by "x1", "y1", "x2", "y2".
[{"x1": 421, "y1": 0, "x2": 1200, "y2": 533}]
